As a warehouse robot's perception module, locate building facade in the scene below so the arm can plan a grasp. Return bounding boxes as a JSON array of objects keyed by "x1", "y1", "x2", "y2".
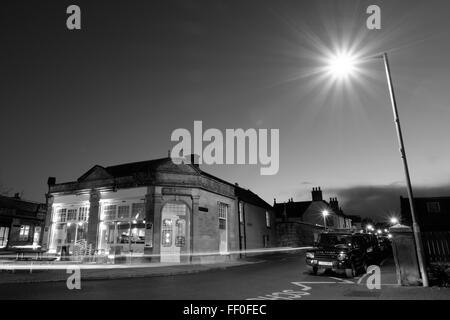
[
  {"x1": 43, "y1": 157, "x2": 276, "y2": 263},
  {"x1": 274, "y1": 187, "x2": 352, "y2": 247},
  {"x1": 0, "y1": 194, "x2": 47, "y2": 251},
  {"x1": 400, "y1": 196, "x2": 450, "y2": 232}
]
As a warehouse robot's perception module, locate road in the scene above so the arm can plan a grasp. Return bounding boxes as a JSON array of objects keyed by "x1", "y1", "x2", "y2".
[{"x1": 0, "y1": 252, "x2": 449, "y2": 300}]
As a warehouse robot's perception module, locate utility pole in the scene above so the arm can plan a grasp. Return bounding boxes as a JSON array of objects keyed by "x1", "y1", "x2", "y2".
[{"x1": 383, "y1": 52, "x2": 429, "y2": 287}]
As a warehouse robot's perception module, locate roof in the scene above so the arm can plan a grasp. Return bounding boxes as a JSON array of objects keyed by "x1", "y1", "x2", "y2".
[
  {"x1": 78, "y1": 157, "x2": 191, "y2": 182},
  {"x1": 274, "y1": 201, "x2": 312, "y2": 219},
  {"x1": 0, "y1": 195, "x2": 46, "y2": 214},
  {"x1": 73, "y1": 156, "x2": 272, "y2": 210},
  {"x1": 235, "y1": 186, "x2": 272, "y2": 210}
]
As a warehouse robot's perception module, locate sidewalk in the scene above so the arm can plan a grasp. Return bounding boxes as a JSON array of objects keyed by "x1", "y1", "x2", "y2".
[
  {"x1": 348, "y1": 257, "x2": 450, "y2": 299},
  {"x1": 0, "y1": 259, "x2": 261, "y2": 284}
]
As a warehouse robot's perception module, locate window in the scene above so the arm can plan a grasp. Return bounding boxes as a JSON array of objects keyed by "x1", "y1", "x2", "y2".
[
  {"x1": 162, "y1": 219, "x2": 173, "y2": 247},
  {"x1": 132, "y1": 203, "x2": 145, "y2": 220},
  {"x1": 426, "y1": 202, "x2": 441, "y2": 213},
  {"x1": 239, "y1": 202, "x2": 244, "y2": 223},
  {"x1": 0, "y1": 227, "x2": 9, "y2": 248},
  {"x1": 118, "y1": 205, "x2": 130, "y2": 219},
  {"x1": 56, "y1": 208, "x2": 67, "y2": 222},
  {"x1": 78, "y1": 207, "x2": 89, "y2": 221},
  {"x1": 218, "y1": 202, "x2": 228, "y2": 254},
  {"x1": 67, "y1": 209, "x2": 77, "y2": 221},
  {"x1": 103, "y1": 205, "x2": 117, "y2": 220},
  {"x1": 175, "y1": 219, "x2": 186, "y2": 247},
  {"x1": 19, "y1": 225, "x2": 31, "y2": 241},
  {"x1": 265, "y1": 211, "x2": 271, "y2": 228},
  {"x1": 218, "y1": 202, "x2": 227, "y2": 219},
  {"x1": 218, "y1": 202, "x2": 228, "y2": 229}
]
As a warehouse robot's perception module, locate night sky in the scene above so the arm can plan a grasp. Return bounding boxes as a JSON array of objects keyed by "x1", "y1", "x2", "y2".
[{"x1": 1, "y1": 0, "x2": 450, "y2": 221}]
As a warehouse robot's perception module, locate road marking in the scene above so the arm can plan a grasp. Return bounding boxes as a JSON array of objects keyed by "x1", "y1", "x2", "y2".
[
  {"x1": 296, "y1": 281, "x2": 336, "y2": 284},
  {"x1": 329, "y1": 277, "x2": 354, "y2": 284}
]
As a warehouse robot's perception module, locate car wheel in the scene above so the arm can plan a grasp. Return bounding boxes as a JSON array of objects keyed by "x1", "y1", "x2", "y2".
[
  {"x1": 311, "y1": 266, "x2": 318, "y2": 275},
  {"x1": 345, "y1": 264, "x2": 356, "y2": 278}
]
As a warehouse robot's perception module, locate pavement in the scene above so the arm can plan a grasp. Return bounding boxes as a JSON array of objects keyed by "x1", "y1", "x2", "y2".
[
  {"x1": 0, "y1": 257, "x2": 260, "y2": 284},
  {"x1": 0, "y1": 251, "x2": 449, "y2": 299}
]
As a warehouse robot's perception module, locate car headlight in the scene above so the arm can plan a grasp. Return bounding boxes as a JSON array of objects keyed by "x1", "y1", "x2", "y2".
[
  {"x1": 306, "y1": 252, "x2": 314, "y2": 259},
  {"x1": 337, "y1": 252, "x2": 347, "y2": 261}
]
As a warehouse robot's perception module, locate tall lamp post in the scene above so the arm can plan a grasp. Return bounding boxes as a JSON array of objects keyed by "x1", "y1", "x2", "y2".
[
  {"x1": 326, "y1": 51, "x2": 429, "y2": 287},
  {"x1": 322, "y1": 210, "x2": 329, "y2": 231}
]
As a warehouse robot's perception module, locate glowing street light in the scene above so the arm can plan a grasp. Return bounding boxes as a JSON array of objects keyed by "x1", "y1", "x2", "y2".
[
  {"x1": 390, "y1": 217, "x2": 399, "y2": 225},
  {"x1": 325, "y1": 50, "x2": 429, "y2": 287},
  {"x1": 326, "y1": 53, "x2": 357, "y2": 79},
  {"x1": 322, "y1": 210, "x2": 329, "y2": 231}
]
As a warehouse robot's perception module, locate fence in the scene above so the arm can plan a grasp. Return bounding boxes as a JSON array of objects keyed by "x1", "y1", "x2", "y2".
[{"x1": 422, "y1": 231, "x2": 450, "y2": 264}]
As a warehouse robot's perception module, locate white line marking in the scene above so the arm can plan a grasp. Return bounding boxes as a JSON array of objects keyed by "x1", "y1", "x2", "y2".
[
  {"x1": 329, "y1": 277, "x2": 354, "y2": 284},
  {"x1": 295, "y1": 281, "x2": 336, "y2": 284}
]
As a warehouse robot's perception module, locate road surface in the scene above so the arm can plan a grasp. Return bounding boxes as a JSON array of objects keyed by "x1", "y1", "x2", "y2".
[{"x1": 0, "y1": 252, "x2": 448, "y2": 300}]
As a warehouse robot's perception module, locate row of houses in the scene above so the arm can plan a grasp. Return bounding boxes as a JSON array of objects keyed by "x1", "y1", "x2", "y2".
[{"x1": 2, "y1": 156, "x2": 354, "y2": 263}]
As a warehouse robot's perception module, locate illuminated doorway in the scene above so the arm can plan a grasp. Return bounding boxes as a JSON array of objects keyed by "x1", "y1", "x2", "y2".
[{"x1": 160, "y1": 203, "x2": 187, "y2": 263}]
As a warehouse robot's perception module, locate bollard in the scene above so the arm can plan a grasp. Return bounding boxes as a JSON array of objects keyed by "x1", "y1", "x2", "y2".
[{"x1": 389, "y1": 224, "x2": 421, "y2": 286}]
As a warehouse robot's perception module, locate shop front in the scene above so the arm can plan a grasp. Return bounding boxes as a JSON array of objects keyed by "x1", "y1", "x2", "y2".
[{"x1": 98, "y1": 201, "x2": 146, "y2": 257}]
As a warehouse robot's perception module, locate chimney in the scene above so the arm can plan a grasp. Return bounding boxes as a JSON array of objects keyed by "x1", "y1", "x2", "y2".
[
  {"x1": 47, "y1": 177, "x2": 56, "y2": 187},
  {"x1": 14, "y1": 193, "x2": 21, "y2": 199},
  {"x1": 184, "y1": 154, "x2": 200, "y2": 168},
  {"x1": 282, "y1": 202, "x2": 287, "y2": 221},
  {"x1": 330, "y1": 197, "x2": 339, "y2": 212},
  {"x1": 311, "y1": 187, "x2": 323, "y2": 202}
]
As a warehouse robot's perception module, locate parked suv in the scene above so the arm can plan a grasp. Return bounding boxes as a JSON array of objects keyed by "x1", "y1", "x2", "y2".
[
  {"x1": 360, "y1": 233, "x2": 383, "y2": 265},
  {"x1": 306, "y1": 232, "x2": 370, "y2": 278}
]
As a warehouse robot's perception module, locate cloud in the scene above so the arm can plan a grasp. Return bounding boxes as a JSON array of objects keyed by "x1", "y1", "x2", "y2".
[{"x1": 328, "y1": 184, "x2": 450, "y2": 221}]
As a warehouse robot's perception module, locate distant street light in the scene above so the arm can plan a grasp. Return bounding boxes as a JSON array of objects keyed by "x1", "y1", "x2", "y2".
[
  {"x1": 325, "y1": 50, "x2": 429, "y2": 287},
  {"x1": 322, "y1": 210, "x2": 329, "y2": 231}
]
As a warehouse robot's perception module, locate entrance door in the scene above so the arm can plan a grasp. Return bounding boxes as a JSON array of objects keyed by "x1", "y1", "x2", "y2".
[{"x1": 160, "y1": 203, "x2": 187, "y2": 263}]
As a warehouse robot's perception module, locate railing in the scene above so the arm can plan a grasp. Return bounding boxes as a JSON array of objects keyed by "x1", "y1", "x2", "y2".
[{"x1": 422, "y1": 231, "x2": 450, "y2": 264}]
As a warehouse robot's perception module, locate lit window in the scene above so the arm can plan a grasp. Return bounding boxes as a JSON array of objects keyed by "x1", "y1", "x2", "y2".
[
  {"x1": 78, "y1": 207, "x2": 89, "y2": 221},
  {"x1": 118, "y1": 205, "x2": 130, "y2": 219},
  {"x1": 0, "y1": 227, "x2": 9, "y2": 248},
  {"x1": 132, "y1": 203, "x2": 145, "y2": 220},
  {"x1": 426, "y1": 202, "x2": 440, "y2": 213},
  {"x1": 56, "y1": 208, "x2": 67, "y2": 222},
  {"x1": 67, "y1": 209, "x2": 77, "y2": 221},
  {"x1": 103, "y1": 205, "x2": 117, "y2": 220},
  {"x1": 19, "y1": 225, "x2": 30, "y2": 241},
  {"x1": 265, "y1": 211, "x2": 271, "y2": 228},
  {"x1": 239, "y1": 203, "x2": 244, "y2": 223}
]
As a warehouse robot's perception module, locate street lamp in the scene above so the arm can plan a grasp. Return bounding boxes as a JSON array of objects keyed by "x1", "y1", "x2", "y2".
[
  {"x1": 390, "y1": 217, "x2": 399, "y2": 225},
  {"x1": 326, "y1": 51, "x2": 429, "y2": 287},
  {"x1": 322, "y1": 210, "x2": 329, "y2": 231}
]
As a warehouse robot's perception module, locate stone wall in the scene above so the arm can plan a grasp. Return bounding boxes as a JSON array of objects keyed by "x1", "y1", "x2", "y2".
[{"x1": 276, "y1": 221, "x2": 324, "y2": 247}]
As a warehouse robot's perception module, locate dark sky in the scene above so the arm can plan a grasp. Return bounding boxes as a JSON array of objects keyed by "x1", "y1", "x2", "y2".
[{"x1": 1, "y1": 0, "x2": 450, "y2": 221}]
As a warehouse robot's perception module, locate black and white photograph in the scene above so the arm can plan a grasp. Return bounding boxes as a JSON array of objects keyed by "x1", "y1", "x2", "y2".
[{"x1": 1, "y1": 0, "x2": 450, "y2": 311}]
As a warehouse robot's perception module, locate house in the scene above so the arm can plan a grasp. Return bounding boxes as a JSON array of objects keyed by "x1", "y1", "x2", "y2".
[
  {"x1": 0, "y1": 194, "x2": 47, "y2": 251},
  {"x1": 42, "y1": 156, "x2": 276, "y2": 263},
  {"x1": 274, "y1": 187, "x2": 352, "y2": 247},
  {"x1": 400, "y1": 196, "x2": 450, "y2": 232},
  {"x1": 346, "y1": 215, "x2": 363, "y2": 231}
]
